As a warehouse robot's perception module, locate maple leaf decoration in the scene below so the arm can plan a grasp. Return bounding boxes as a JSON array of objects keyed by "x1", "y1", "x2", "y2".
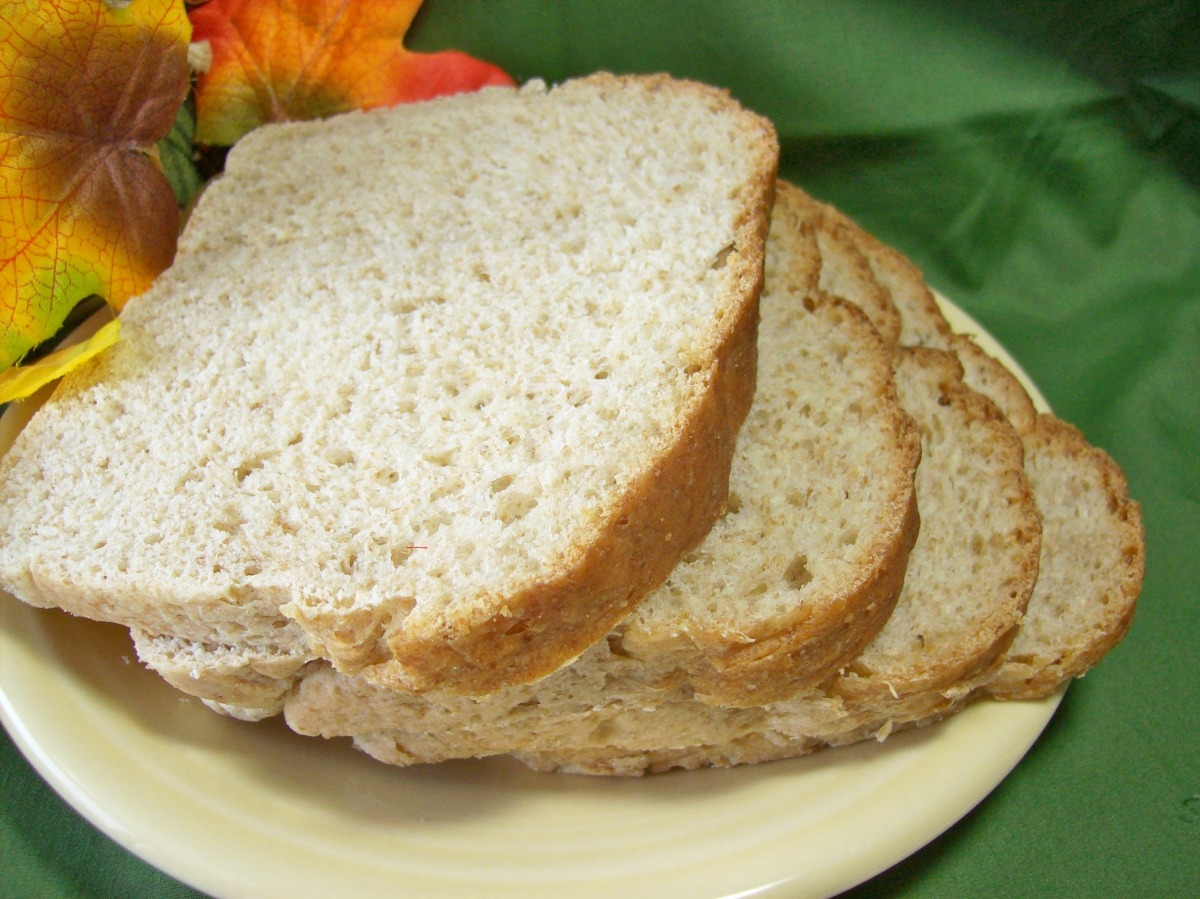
[
  {"x1": 0, "y1": 0, "x2": 192, "y2": 391},
  {"x1": 190, "y1": 0, "x2": 515, "y2": 146}
]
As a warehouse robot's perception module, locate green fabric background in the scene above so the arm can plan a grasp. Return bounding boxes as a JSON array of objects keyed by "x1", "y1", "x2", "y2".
[{"x1": 2, "y1": 1, "x2": 1196, "y2": 895}]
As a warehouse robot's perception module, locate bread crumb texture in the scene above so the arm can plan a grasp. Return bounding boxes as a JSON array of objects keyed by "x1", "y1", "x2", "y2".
[{"x1": 0, "y1": 75, "x2": 778, "y2": 692}]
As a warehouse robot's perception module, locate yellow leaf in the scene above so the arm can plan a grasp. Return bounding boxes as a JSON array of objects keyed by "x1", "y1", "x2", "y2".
[
  {"x1": 0, "y1": 319, "x2": 121, "y2": 405},
  {"x1": 0, "y1": 0, "x2": 191, "y2": 370}
]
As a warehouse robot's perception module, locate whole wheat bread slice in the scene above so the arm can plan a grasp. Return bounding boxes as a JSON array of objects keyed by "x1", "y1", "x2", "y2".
[
  {"x1": 136, "y1": 186, "x2": 923, "y2": 718},
  {"x1": 511, "y1": 200, "x2": 1144, "y2": 775},
  {"x1": 291, "y1": 343, "x2": 1040, "y2": 768},
  {"x1": 985, "y1": 414, "x2": 1144, "y2": 698},
  {"x1": 820, "y1": 198, "x2": 1143, "y2": 687},
  {"x1": 0, "y1": 74, "x2": 779, "y2": 695},
  {"x1": 91, "y1": 182, "x2": 1140, "y2": 774},
  {"x1": 514, "y1": 416, "x2": 1144, "y2": 775}
]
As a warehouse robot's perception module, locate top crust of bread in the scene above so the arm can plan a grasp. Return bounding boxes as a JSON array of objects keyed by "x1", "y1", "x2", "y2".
[{"x1": 0, "y1": 74, "x2": 778, "y2": 695}]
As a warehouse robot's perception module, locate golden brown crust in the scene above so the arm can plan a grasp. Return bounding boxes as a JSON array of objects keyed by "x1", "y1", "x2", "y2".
[
  {"x1": 831, "y1": 348, "x2": 1040, "y2": 704},
  {"x1": 690, "y1": 458, "x2": 920, "y2": 707},
  {"x1": 613, "y1": 286, "x2": 922, "y2": 707},
  {"x1": 986, "y1": 415, "x2": 1144, "y2": 699},
  {"x1": 366, "y1": 272, "x2": 762, "y2": 694},
  {"x1": 350, "y1": 126, "x2": 778, "y2": 695},
  {"x1": 814, "y1": 198, "x2": 953, "y2": 350}
]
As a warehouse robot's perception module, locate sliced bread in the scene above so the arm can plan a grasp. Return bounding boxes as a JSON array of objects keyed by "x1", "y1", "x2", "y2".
[
  {"x1": 349, "y1": 184, "x2": 921, "y2": 708},
  {"x1": 0, "y1": 74, "x2": 779, "y2": 695},
  {"x1": 516, "y1": 415, "x2": 1144, "y2": 776},
  {"x1": 130, "y1": 182, "x2": 920, "y2": 715},
  {"x1": 288, "y1": 344, "x2": 1039, "y2": 768},
  {"x1": 984, "y1": 414, "x2": 1144, "y2": 698},
  {"x1": 822, "y1": 198, "x2": 1143, "y2": 691},
  {"x1": 512, "y1": 202, "x2": 1144, "y2": 775}
]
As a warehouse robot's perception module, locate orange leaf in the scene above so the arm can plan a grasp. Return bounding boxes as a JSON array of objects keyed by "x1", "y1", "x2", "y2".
[
  {"x1": 0, "y1": 0, "x2": 192, "y2": 371},
  {"x1": 190, "y1": 0, "x2": 514, "y2": 146}
]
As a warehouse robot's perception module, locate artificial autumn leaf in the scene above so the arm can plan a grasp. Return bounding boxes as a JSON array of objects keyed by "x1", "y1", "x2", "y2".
[
  {"x1": 0, "y1": 319, "x2": 121, "y2": 405},
  {"x1": 0, "y1": 0, "x2": 192, "y2": 384},
  {"x1": 189, "y1": 0, "x2": 514, "y2": 146},
  {"x1": 157, "y1": 97, "x2": 205, "y2": 213}
]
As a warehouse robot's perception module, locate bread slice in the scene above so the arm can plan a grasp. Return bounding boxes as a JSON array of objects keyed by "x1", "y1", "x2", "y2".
[
  {"x1": 819, "y1": 200, "x2": 1143, "y2": 690},
  {"x1": 515, "y1": 415, "x2": 1144, "y2": 775},
  {"x1": 811, "y1": 200, "x2": 950, "y2": 350},
  {"x1": 278, "y1": 216, "x2": 928, "y2": 749},
  {"x1": 830, "y1": 347, "x2": 1038, "y2": 702},
  {"x1": 0, "y1": 74, "x2": 779, "y2": 695},
  {"x1": 511, "y1": 203, "x2": 1145, "y2": 775},
  {"x1": 311, "y1": 183, "x2": 921, "y2": 708},
  {"x1": 175, "y1": 248, "x2": 916, "y2": 724},
  {"x1": 131, "y1": 631, "x2": 313, "y2": 717},
  {"x1": 139, "y1": 189, "x2": 923, "y2": 720},
  {"x1": 985, "y1": 414, "x2": 1144, "y2": 698},
  {"x1": 287, "y1": 343, "x2": 1038, "y2": 768}
]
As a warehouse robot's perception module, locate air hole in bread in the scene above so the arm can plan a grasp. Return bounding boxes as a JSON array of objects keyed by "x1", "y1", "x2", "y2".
[
  {"x1": 235, "y1": 456, "x2": 267, "y2": 483},
  {"x1": 726, "y1": 492, "x2": 743, "y2": 514},
  {"x1": 843, "y1": 661, "x2": 874, "y2": 679},
  {"x1": 605, "y1": 634, "x2": 633, "y2": 658},
  {"x1": 213, "y1": 514, "x2": 241, "y2": 535},
  {"x1": 589, "y1": 719, "x2": 617, "y2": 742},
  {"x1": 490, "y1": 474, "x2": 515, "y2": 493},
  {"x1": 98, "y1": 398, "x2": 125, "y2": 423},
  {"x1": 711, "y1": 243, "x2": 735, "y2": 270},
  {"x1": 423, "y1": 448, "x2": 455, "y2": 467},
  {"x1": 429, "y1": 481, "x2": 459, "y2": 502},
  {"x1": 783, "y1": 555, "x2": 813, "y2": 590},
  {"x1": 495, "y1": 491, "x2": 538, "y2": 522},
  {"x1": 325, "y1": 447, "x2": 355, "y2": 467},
  {"x1": 594, "y1": 370, "x2": 609, "y2": 380}
]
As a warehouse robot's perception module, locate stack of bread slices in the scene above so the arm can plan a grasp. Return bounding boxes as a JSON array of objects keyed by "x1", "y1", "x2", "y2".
[{"x1": 0, "y1": 74, "x2": 1143, "y2": 775}]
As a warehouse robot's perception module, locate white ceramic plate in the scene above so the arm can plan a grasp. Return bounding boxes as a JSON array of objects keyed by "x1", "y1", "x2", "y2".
[{"x1": 0, "y1": 299, "x2": 1060, "y2": 899}]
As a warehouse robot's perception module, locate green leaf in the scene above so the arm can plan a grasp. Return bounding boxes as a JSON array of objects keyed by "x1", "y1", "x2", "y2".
[{"x1": 157, "y1": 97, "x2": 204, "y2": 211}]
